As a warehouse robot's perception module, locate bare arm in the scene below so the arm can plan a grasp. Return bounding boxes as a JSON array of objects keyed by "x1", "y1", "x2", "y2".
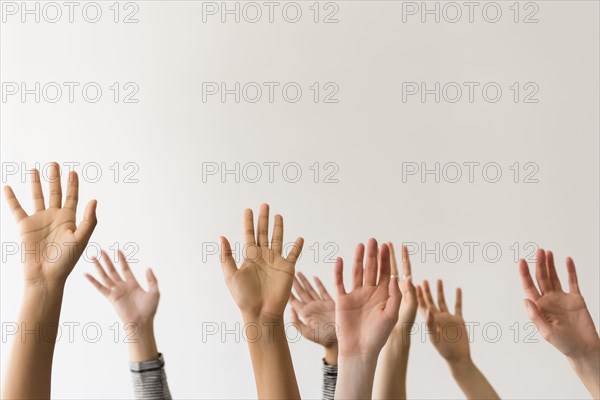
[
  {"x1": 220, "y1": 204, "x2": 304, "y2": 399},
  {"x1": 519, "y1": 249, "x2": 600, "y2": 399},
  {"x1": 334, "y1": 240, "x2": 402, "y2": 400},
  {"x1": 416, "y1": 280, "x2": 499, "y2": 400},
  {"x1": 376, "y1": 244, "x2": 417, "y2": 400},
  {"x1": 2, "y1": 164, "x2": 97, "y2": 399}
]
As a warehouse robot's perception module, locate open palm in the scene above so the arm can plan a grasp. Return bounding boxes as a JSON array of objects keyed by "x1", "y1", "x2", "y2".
[
  {"x1": 220, "y1": 204, "x2": 304, "y2": 319},
  {"x1": 4, "y1": 164, "x2": 97, "y2": 284},
  {"x1": 335, "y1": 240, "x2": 401, "y2": 358},
  {"x1": 86, "y1": 250, "x2": 159, "y2": 325},
  {"x1": 520, "y1": 249, "x2": 600, "y2": 359},
  {"x1": 416, "y1": 280, "x2": 470, "y2": 363},
  {"x1": 290, "y1": 272, "x2": 337, "y2": 347}
]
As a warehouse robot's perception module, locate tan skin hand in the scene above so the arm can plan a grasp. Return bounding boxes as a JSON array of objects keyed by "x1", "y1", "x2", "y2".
[
  {"x1": 4, "y1": 165, "x2": 97, "y2": 285},
  {"x1": 85, "y1": 249, "x2": 160, "y2": 325},
  {"x1": 416, "y1": 280, "x2": 470, "y2": 364},
  {"x1": 290, "y1": 272, "x2": 337, "y2": 348},
  {"x1": 220, "y1": 204, "x2": 304, "y2": 319},
  {"x1": 519, "y1": 249, "x2": 600, "y2": 359}
]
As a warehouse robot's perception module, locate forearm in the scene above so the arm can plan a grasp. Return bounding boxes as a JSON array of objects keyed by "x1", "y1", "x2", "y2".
[
  {"x1": 244, "y1": 313, "x2": 300, "y2": 400},
  {"x1": 376, "y1": 334, "x2": 410, "y2": 400},
  {"x1": 448, "y1": 358, "x2": 499, "y2": 400},
  {"x1": 127, "y1": 321, "x2": 159, "y2": 363},
  {"x1": 336, "y1": 355, "x2": 378, "y2": 400},
  {"x1": 568, "y1": 346, "x2": 600, "y2": 399},
  {"x1": 2, "y1": 281, "x2": 65, "y2": 399}
]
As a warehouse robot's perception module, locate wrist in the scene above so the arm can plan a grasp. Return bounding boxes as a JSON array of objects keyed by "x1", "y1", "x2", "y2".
[
  {"x1": 324, "y1": 343, "x2": 338, "y2": 366},
  {"x1": 568, "y1": 344, "x2": 600, "y2": 374},
  {"x1": 126, "y1": 322, "x2": 158, "y2": 363},
  {"x1": 448, "y1": 356, "x2": 476, "y2": 379}
]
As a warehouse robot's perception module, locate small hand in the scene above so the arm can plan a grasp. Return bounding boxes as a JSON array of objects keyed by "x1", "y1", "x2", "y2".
[
  {"x1": 390, "y1": 243, "x2": 417, "y2": 336},
  {"x1": 335, "y1": 239, "x2": 402, "y2": 358},
  {"x1": 416, "y1": 280, "x2": 470, "y2": 364},
  {"x1": 220, "y1": 204, "x2": 304, "y2": 319},
  {"x1": 85, "y1": 249, "x2": 159, "y2": 325},
  {"x1": 289, "y1": 272, "x2": 337, "y2": 348},
  {"x1": 4, "y1": 163, "x2": 97, "y2": 285},
  {"x1": 519, "y1": 249, "x2": 600, "y2": 360}
]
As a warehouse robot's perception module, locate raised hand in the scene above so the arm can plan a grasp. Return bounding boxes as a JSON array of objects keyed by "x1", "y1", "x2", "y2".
[
  {"x1": 290, "y1": 272, "x2": 338, "y2": 364},
  {"x1": 219, "y1": 204, "x2": 304, "y2": 399},
  {"x1": 85, "y1": 249, "x2": 160, "y2": 363},
  {"x1": 85, "y1": 250, "x2": 160, "y2": 326},
  {"x1": 2, "y1": 162, "x2": 97, "y2": 399},
  {"x1": 4, "y1": 163, "x2": 97, "y2": 285},
  {"x1": 416, "y1": 280, "x2": 499, "y2": 400},
  {"x1": 519, "y1": 249, "x2": 600, "y2": 398},
  {"x1": 416, "y1": 280, "x2": 469, "y2": 363},
  {"x1": 220, "y1": 203, "x2": 304, "y2": 319},
  {"x1": 334, "y1": 239, "x2": 401, "y2": 400}
]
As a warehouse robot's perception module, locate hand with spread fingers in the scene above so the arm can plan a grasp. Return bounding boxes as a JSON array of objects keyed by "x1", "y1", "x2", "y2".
[
  {"x1": 290, "y1": 272, "x2": 338, "y2": 364},
  {"x1": 416, "y1": 280, "x2": 499, "y2": 400},
  {"x1": 2, "y1": 163, "x2": 97, "y2": 400},
  {"x1": 4, "y1": 163, "x2": 97, "y2": 285},
  {"x1": 334, "y1": 239, "x2": 402, "y2": 400},
  {"x1": 416, "y1": 280, "x2": 469, "y2": 363},
  {"x1": 86, "y1": 250, "x2": 160, "y2": 327},
  {"x1": 220, "y1": 203, "x2": 304, "y2": 320},
  {"x1": 376, "y1": 244, "x2": 417, "y2": 400},
  {"x1": 219, "y1": 203, "x2": 304, "y2": 400},
  {"x1": 519, "y1": 249, "x2": 600, "y2": 398}
]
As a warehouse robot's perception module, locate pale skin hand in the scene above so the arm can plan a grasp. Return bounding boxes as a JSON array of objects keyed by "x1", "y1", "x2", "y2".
[
  {"x1": 519, "y1": 249, "x2": 600, "y2": 398},
  {"x1": 376, "y1": 244, "x2": 417, "y2": 400},
  {"x1": 416, "y1": 280, "x2": 499, "y2": 400},
  {"x1": 219, "y1": 203, "x2": 304, "y2": 400},
  {"x1": 2, "y1": 163, "x2": 97, "y2": 400},
  {"x1": 290, "y1": 272, "x2": 338, "y2": 365},
  {"x1": 85, "y1": 249, "x2": 160, "y2": 362},
  {"x1": 334, "y1": 239, "x2": 401, "y2": 400}
]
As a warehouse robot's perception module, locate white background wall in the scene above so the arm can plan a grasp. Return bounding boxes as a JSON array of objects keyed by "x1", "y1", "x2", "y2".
[{"x1": 1, "y1": 1, "x2": 598, "y2": 399}]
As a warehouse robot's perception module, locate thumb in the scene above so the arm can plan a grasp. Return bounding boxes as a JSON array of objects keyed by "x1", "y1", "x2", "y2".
[
  {"x1": 74, "y1": 200, "x2": 98, "y2": 245},
  {"x1": 146, "y1": 268, "x2": 159, "y2": 293},
  {"x1": 524, "y1": 299, "x2": 549, "y2": 337}
]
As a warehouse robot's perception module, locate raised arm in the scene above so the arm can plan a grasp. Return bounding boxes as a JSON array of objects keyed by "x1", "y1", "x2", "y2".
[
  {"x1": 334, "y1": 239, "x2": 402, "y2": 400},
  {"x1": 519, "y1": 249, "x2": 600, "y2": 399},
  {"x1": 219, "y1": 204, "x2": 304, "y2": 399},
  {"x1": 2, "y1": 164, "x2": 97, "y2": 399},
  {"x1": 289, "y1": 272, "x2": 338, "y2": 399},
  {"x1": 416, "y1": 280, "x2": 499, "y2": 400},
  {"x1": 376, "y1": 244, "x2": 417, "y2": 400},
  {"x1": 85, "y1": 249, "x2": 171, "y2": 399}
]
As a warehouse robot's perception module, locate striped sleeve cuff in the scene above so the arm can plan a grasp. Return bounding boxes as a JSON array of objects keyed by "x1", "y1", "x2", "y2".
[
  {"x1": 322, "y1": 358, "x2": 338, "y2": 400},
  {"x1": 129, "y1": 353, "x2": 172, "y2": 400}
]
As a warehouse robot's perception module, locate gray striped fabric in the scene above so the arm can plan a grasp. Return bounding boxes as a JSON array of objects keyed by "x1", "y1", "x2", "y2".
[
  {"x1": 129, "y1": 353, "x2": 172, "y2": 400},
  {"x1": 322, "y1": 359, "x2": 338, "y2": 400}
]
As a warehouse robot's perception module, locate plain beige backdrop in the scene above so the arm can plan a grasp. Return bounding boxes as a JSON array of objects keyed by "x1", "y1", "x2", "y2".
[{"x1": 1, "y1": 1, "x2": 598, "y2": 398}]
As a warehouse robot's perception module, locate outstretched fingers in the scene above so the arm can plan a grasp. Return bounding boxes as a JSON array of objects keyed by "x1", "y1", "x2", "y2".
[
  {"x1": 519, "y1": 259, "x2": 541, "y2": 301},
  {"x1": 257, "y1": 203, "x2": 270, "y2": 248},
  {"x1": 74, "y1": 200, "x2": 98, "y2": 245},
  {"x1": 118, "y1": 250, "x2": 139, "y2": 285},
  {"x1": 437, "y1": 280, "x2": 449, "y2": 312},
  {"x1": 3, "y1": 186, "x2": 27, "y2": 222},
  {"x1": 364, "y1": 238, "x2": 378, "y2": 287},
  {"x1": 535, "y1": 249, "x2": 553, "y2": 294},
  {"x1": 85, "y1": 273, "x2": 110, "y2": 296},
  {"x1": 566, "y1": 257, "x2": 580, "y2": 294},
  {"x1": 286, "y1": 237, "x2": 304, "y2": 264},
  {"x1": 545, "y1": 250, "x2": 563, "y2": 292},
  {"x1": 314, "y1": 276, "x2": 333, "y2": 302},
  {"x1": 297, "y1": 272, "x2": 320, "y2": 300},
  {"x1": 48, "y1": 162, "x2": 62, "y2": 209},
  {"x1": 334, "y1": 257, "x2": 346, "y2": 296},
  {"x1": 351, "y1": 243, "x2": 365, "y2": 290},
  {"x1": 220, "y1": 236, "x2": 238, "y2": 281},
  {"x1": 29, "y1": 169, "x2": 45, "y2": 212}
]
